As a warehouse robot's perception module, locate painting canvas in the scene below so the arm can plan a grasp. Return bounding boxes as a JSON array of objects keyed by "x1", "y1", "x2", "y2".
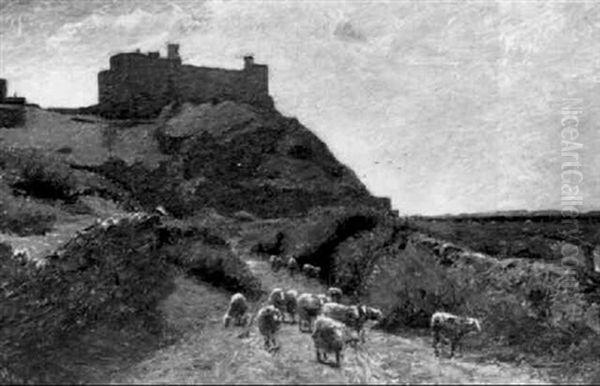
[{"x1": 1, "y1": 0, "x2": 599, "y2": 384}]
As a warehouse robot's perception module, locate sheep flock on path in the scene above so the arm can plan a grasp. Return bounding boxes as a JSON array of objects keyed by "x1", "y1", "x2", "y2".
[{"x1": 222, "y1": 256, "x2": 482, "y2": 368}]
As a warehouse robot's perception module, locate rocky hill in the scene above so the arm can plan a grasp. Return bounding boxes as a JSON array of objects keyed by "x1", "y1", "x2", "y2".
[
  {"x1": 2, "y1": 102, "x2": 388, "y2": 219},
  {"x1": 1, "y1": 101, "x2": 598, "y2": 384}
]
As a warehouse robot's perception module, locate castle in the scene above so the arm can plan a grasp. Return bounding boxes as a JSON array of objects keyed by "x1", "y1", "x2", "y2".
[{"x1": 97, "y1": 44, "x2": 272, "y2": 118}]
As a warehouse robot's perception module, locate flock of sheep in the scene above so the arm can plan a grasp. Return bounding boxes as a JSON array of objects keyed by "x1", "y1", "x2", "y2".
[
  {"x1": 222, "y1": 255, "x2": 484, "y2": 367},
  {"x1": 223, "y1": 285, "x2": 382, "y2": 367}
]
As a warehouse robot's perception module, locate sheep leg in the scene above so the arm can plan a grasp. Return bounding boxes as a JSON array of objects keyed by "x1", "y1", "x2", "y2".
[
  {"x1": 450, "y1": 339, "x2": 460, "y2": 358},
  {"x1": 432, "y1": 331, "x2": 440, "y2": 357},
  {"x1": 316, "y1": 349, "x2": 322, "y2": 363},
  {"x1": 359, "y1": 328, "x2": 366, "y2": 343},
  {"x1": 335, "y1": 351, "x2": 341, "y2": 367}
]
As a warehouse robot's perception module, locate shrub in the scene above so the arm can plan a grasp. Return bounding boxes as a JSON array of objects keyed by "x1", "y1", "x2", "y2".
[
  {"x1": 90, "y1": 158, "x2": 193, "y2": 218},
  {"x1": 249, "y1": 230, "x2": 285, "y2": 256},
  {"x1": 0, "y1": 182, "x2": 56, "y2": 235},
  {"x1": 281, "y1": 206, "x2": 392, "y2": 283},
  {"x1": 0, "y1": 146, "x2": 78, "y2": 201},
  {"x1": 163, "y1": 240, "x2": 263, "y2": 300},
  {"x1": 363, "y1": 241, "x2": 461, "y2": 328},
  {"x1": 435, "y1": 249, "x2": 600, "y2": 361},
  {"x1": 359, "y1": 231, "x2": 600, "y2": 364},
  {"x1": 55, "y1": 146, "x2": 73, "y2": 154},
  {"x1": 16, "y1": 154, "x2": 75, "y2": 201},
  {"x1": 0, "y1": 214, "x2": 174, "y2": 383},
  {"x1": 332, "y1": 222, "x2": 407, "y2": 297},
  {"x1": 157, "y1": 219, "x2": 228, "y2": 248}
]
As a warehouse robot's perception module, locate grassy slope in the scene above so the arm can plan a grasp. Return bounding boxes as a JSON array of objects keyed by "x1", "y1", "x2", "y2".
[
  {"x1": 0, "y1": 105, "x2": 580, "y2": 384},
  {"x1": 111, "y1": 238, "x2": 549, "y2": 384},
  {"x1": 0, "y1": 107, "x2": 167, "y2": 168},
  {"x1": 0, "y1": 196, "x2": 127, "y2": 263}
]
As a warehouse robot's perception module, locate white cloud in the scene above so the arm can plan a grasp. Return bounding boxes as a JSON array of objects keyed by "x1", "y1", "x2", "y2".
[{"x1": 2, "y1": 0, "x2": 599, "y2": 215}]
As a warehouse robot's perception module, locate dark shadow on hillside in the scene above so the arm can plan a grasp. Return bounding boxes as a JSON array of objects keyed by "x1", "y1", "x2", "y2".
[{"x1": 294, "y1": 213, "x2": 381, "y2": 284}]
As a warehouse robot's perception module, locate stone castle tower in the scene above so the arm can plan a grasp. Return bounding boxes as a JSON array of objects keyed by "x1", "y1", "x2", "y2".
[{"x1": 97, "y1": 44, "x2": 272, "y2": 118}]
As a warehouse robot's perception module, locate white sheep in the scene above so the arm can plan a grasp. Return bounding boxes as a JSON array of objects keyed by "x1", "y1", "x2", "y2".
[
  {"x1": 297, "y1": 292, "x2": 325, "y2": 333},
  {"x1": 363, "y1": 306, "x2": 383, "y2": 322},
  {"x1": 431, "y1": 311, "x2": 482, "y2": 358},
  {"x1": 12, "y1": 247, "x2": 30, "y2": 262},
  {"x1": 98, "y1": 216, "x2": 119, "y2": 230},
  {"x1": 302, "y1": 263, "x2": 321, "y2": 278},
  {"x1": 311, "y1": 316, "x2": 355, "y2": 367},
  {"x1": 223, "y1": 293, "x2": 249, "y2": 328},
  {"x1": 154, "y1": 205, "x2": 168, "y2": 216},
  {"x1": 321, "y1": 303, "x2": 383, "y2": 343},
  {"x1": 327, "y1": 287, "x2": 343, "y2": 303},
  {"x1": 316, "y1": 293, "x2": 332, "y2": 304},
  {"x1": 283, "y1": 289, "x2": 298, "y2": 323},
  {"x1": 269, "y1": 255, "x2": 285, "y2": 272},
  {"x1": 287, "y1": 256, "x2": 300, "y2": 275},
  {"x1": 12, "y1": 246, "x2": 47, "y2": 268},
  {"x1": 321, "y1": 302, "x2": 363, "y2": 340},
  {"x1": 268, "y1": 287, "x2": 286, "y2": 315},
  {"x1": 256, "y1": 304, "x2": 283, "y2": 352},
  {"x1": 357, "y1": 305, "x2": 384, "y2": 342}
]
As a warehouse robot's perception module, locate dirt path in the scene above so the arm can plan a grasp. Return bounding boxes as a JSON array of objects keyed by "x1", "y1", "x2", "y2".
[{"x1": 109, "y1": 239, "x2": 552, "y2": 384}]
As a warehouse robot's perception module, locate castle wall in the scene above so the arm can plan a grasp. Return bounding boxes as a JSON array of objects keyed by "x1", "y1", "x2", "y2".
[
  {"x1": 175, "y1": 65, "x2": 243, "y2": 104},
  {"x1": 97, "y1": 48, "x2": 271, "y2": 118},
  {"x1": 99, "y1": 53, "x2": 176, "y2": 118}
]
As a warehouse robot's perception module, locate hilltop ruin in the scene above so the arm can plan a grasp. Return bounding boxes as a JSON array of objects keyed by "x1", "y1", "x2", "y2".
[{"x1": 96, "y1": 44, "x2": 273, "y2": 118}]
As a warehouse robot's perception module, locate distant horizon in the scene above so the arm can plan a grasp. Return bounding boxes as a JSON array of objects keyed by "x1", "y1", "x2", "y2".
[
  {"x1": 2, "y1": 0, "x2": 599, "y2": 216},
  {"x1": 405, "y1": 207, "x2": 600, "y2": 217}
]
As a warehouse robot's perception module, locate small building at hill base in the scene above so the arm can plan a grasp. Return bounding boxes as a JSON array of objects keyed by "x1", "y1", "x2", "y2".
[
  {"x1": 0, "y1": 78, "x2": 26, "y2": 128},
  {"x1": 97, "y1": 44, "x2": 273, "y2": 118}
]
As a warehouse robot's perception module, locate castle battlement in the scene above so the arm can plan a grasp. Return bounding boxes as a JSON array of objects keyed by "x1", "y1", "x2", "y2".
[{"x1": 97, "y1": 44, "x2": 271, "y2": 118}]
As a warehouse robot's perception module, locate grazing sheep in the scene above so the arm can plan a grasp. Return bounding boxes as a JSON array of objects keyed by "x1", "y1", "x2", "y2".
[
  {"x1": 363, "y1": 306, "x2": 383, "y2": 322},
  {"x1": 12, "y1": 247, "x2": 30, "y2": 262},
  {"x1": 256, "y1": 305, "x2": 283, "y2": 352},
  {"x1": 321, "y1": 302, "x2": 363, "y2": 340},
  {"x1": 327, "y1": 287, "x2": 343, "y2": 303},
  {"x1": 302, "y1": 263, "x2": 321, "y2": 278},
  {"x1": 223, "y1": 293, "x2": 249, "y2": 328},
  {"x1": 431, "y1": 311, "x2": 482, "y2": 358},
  {"x1": 311, "y1": 316, "x2": 355, "y2": 367},
  {"x1": 269, "y1": 255, "x2": 285, "y2": 272},
  {"x1": 283, "y1": 289, "x2": 298, "y2": 323},
  {"x1": 154, "y1": 205, "x2": 168, "y2": 216},
  {"x1": 297, "y1": 293, "x2": 325, "y2": 333},
  {"x1": 98, "y1": 216, "x2": 120, "y2": 230},
  {"x1": 287, "y1": 256, "x2": 300, "y2": 275},
  {"x1": 268, "y1": 288, "x2": 286, "y2": 314},
  {"x1": 316, "y1": 293, "x2": 332, "y2": 304},
  {"x1": 356, "y1": 305, "x2": 384, "y2": 342}
]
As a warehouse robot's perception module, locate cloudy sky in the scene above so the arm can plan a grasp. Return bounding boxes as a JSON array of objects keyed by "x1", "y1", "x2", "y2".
[{"x1": 1, "y1": 0, "x2": 599, "y2": 215}]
